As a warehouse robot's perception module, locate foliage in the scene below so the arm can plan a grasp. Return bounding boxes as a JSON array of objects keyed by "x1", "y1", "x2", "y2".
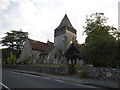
[
  {"x1": 82, "y1": 12, "x2": 118, "y2": 67},
  {"x1": 67, "y1": 64, "x2": 75, "y2": 74},
  {"x1": 75, "y1": 65, "x2": 83, "y2": 71},
  {"x1": 23, "y1": 55, "x2": 33, "y2": 64},
  {"x1": 1, "y1": 30, "x2": 28, "y2": 63},
  {"x1": 83, "y1": 12, "x2": 117, "y2": 36},
  {"x1": 116, "y1": 39, "x2": 120, "y2": 67},
  {"x1": 80, "y1": 71, "x2": 89, "y2": 79},
  {"x1": 32, "y1": 63, "x2": 67, "y2": 66},
  {"x1": 2, "y1": 29, "x2": 28, "y2": 50},
  {"x1": 7, "y1": 55, "x2": 17, "y2": 65},
  {"x1": 2, "y1": 48, "x2": 21, "y2": 65},
  {"x1": 2, "y1": 48, "x2": 11, "y2": 64}
]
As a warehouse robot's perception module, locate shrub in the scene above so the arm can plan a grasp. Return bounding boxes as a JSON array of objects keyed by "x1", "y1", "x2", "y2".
[
  {"x1": 68, "y1": 64, "x2": 75, "y2": 74},
  {"x1": 32, "y1": 63, "x2": 67, "y2": 66},
  {"x1": 75, "y1": 65, "x2": 83, "y2": 71},
  {"x1": 23, "y1": 55, "x2": 33, "y2": 64},
  {"x1": 80, "y1": 71, "x2": 89, "y2": 79},
  {"x1": 7, "y1": 55, "x2": 17, "y2": 65}
]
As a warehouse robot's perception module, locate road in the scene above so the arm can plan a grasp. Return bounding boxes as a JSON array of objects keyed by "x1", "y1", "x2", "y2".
[{"x1": 2, "y1": 69, "x2": 101, "y2": 89}]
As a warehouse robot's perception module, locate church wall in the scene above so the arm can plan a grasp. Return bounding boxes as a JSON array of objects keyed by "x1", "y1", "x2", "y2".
[
  {"x1": 33, "y1": 50, "x2": 42, "y2": 63},
  {"x1": 47, "y1": 46, "x2": 58, "y2": 64},
  {"x1": 54, "y1": 34, "x2": 66, "y2": 51},
  {"x1": 18, "y1": 40, "x2": 33, "y2": 63},
  {"x1": 54, "y1": 29, "x2": 76, "y2": 53},
  {"x1": 66, "y1": 30, "x2": 76, "y2": 48},
  {"x1": 18, "y1": 40, "x2": 43, "y2": 64}
]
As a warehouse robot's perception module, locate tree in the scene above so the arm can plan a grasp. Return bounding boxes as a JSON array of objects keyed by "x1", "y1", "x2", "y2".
[
  {"x1": 7, "y1": 55, "x2": 17, "y2": 65},
  {"x1": 2, "y1": 29, "x2": 28, "y2": 51},
  {"x1": 2, "y1": 48, "x2": 11, "y2": 65},
  {"x1": 1, "y1": 29, "x2": 28, "y2": 64},
  {"x1": 115, "y1": 32, "x2": 120, "y2": 67},
  {"x1": 83, "y1": 13, "x2": 116, "y2": 35},
  {"x1": 82, "y1": 12, "x2": 117, "y2": 67}
]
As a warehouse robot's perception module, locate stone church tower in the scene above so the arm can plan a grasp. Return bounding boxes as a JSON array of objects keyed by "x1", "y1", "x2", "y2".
[{"x1": 54, "y1": 14, "x2": 77, "y2": 54}]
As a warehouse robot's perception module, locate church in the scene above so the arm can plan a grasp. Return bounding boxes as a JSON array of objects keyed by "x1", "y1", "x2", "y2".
[{"x1": 18, "y1": 14, "x2": 84, "y2": 65}]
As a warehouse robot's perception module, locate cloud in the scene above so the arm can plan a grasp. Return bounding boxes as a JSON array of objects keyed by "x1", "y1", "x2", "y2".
[
  {"x1": 0, "y1": 0, "x2": 11, "y2": 11},
  {"x1": 0, "y1": 0, "x2": 119, "y2": 44}
]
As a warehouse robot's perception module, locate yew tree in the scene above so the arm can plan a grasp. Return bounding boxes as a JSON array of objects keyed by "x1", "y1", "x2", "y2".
[
  {"x1": 2, "y1": 29, "x2": 28, "y2": 60},
  {"x1": 82, "y1": 12, "x2": 117, "y2": 67}
]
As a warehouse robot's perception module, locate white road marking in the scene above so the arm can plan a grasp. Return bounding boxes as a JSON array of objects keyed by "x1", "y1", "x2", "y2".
[
  {"x1": 73, "y1": 83, "x2": 97, "y2": 88},
  {"x1": 54, "y1": 79, "x2": 65, "y2": 82},
  {"x1": 9, "y1": 71, "x2": 41, "y2": 78},
  {"x1": 0, "y1": 82, "x2": 11, "y2": 90},
  {"x1": 9, "y1": 71, "x2": 24, "y2": 75},
  {"x1": 12, "y1": 71, "x2": 53, "y2": 80},
  {"x1": 24, "y1": 73, "x2": 40, "y2": 77},
  {"x1": 42, "y1": 77, "x2": 50, "y2": 79},
  {"x1": 5, "y1": 70, "x2": 98, "y2": 88}
]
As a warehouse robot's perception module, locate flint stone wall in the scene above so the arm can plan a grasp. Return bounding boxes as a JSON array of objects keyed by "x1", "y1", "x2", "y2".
[
  {"x1": 81, "y1": 66, "x2": 120, "y2": 81},
  {"x1": 3, "y1": 65, "x2": 70, "y2": 75}
]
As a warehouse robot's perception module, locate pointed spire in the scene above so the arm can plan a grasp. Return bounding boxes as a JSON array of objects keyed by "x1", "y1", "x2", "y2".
[{"x1": 55, "y1": 14, "x2": 76, "y2": 30}]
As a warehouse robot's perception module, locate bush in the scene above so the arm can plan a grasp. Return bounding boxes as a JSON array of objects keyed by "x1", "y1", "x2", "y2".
[
  {"x1": 68, "y1": 64, "x2": 75, "y2": 75},
  {"x1": 80, "y1": 71, "x2": 89, "y2": 79},
  {"x1": 23, "y1": 55, "x2": 33, "y2": 64},
  {"x1": 7, "y1": 55, "x2": 17, "y2": 65},
  {"x1": 75, "y1": 65, "x2": 83, "y2": 71},
  {"x1": 32, "y1": 63, "x2": 67, "y2": 66}
]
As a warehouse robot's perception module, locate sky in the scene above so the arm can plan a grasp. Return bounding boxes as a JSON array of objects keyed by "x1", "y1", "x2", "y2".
[{"x1": 0, "y1": 0, "x2": 119, "y2": 45}]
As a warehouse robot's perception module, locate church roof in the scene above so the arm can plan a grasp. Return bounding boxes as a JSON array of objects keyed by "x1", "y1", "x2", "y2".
[
  {"x1": 72, "y1": 41, "x2": 84, "y2": 50},
  {"x1": 64, "y1": 41, "x2": 84, "y2": 55},
  {"x1": 64, "y1": 41, "x2": 84, "y2": 59},
  {"x1": 40, "y1": 46, "x2": 55, "y2": 55},
  {"x1": 28, "y1": 38, "x2": 53, "y2": 51},
  {"x1": 55, "y1": 14, "x2": 76, "y2": 30}
]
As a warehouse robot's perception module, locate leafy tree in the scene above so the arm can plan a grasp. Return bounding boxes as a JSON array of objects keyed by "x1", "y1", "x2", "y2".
[
  {"x1": 2, "y1": 29, "x2": 28, "y2": 51},
  {"x1": 82, "y1": 12, "x2": 117, "y2": 67},
  {"x1": 2, "y1": 48, "x2": 21, "y2": 64},
  {"x1": 115, "y1": 32, "x2": 120, "y2": 67},
  {"x1": 2, "y1": 48, "x2": 11, "y2": 65},
  {"x1": 7, "y1": 55, "x2": 17, "y2": 65},
  {"x1": 1, "y1": 29, "x2": 28, "y2": 61},
  {"x1": 83, "y1": 13, "x2": 116, "y2": 35}
]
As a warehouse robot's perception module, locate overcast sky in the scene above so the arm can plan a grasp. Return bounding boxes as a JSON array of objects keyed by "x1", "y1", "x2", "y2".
[{"x1": 0, "y1": 0, "x2": 119, "y2": 45}]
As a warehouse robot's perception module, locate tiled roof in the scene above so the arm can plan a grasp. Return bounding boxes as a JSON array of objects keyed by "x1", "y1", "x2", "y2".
[
  {"x1": 65, "y1": 41, "x2": 84, "y2": 54},
  {"x1": 40, "y1": 46, "x2": 55, "y2": 55},
  {"x1": 64, "y1": 41, "x2": 84, "y2": 59},
  {"x1": 28, "y1": 38, "x2": 53, "y2": 51},
  {"x1": 72, "y1": 41, "x2": 84, "y2": 49},
  {"x1": 55, "y1": 14, "x2": 76, "y2": 30},
  {"x1": 47, "y1": 40, "x2": 54, "y2": 46}
]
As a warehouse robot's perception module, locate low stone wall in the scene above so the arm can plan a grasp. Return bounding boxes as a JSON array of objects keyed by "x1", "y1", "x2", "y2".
[
  {"x1": 80, "y1": 66, "x2": 120, "y2": 82},
  {"x1": 3, "y1": 65, "x2": 120, "y2": 82},
  {"x1": 3, "y1": 65, "x2": 70, "y2": 75}
]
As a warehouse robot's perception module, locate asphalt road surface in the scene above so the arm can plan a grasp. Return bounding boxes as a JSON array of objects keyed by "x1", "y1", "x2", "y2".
[{"x1": 2, "y1": 69, "x2": 102, "y2": 89}]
